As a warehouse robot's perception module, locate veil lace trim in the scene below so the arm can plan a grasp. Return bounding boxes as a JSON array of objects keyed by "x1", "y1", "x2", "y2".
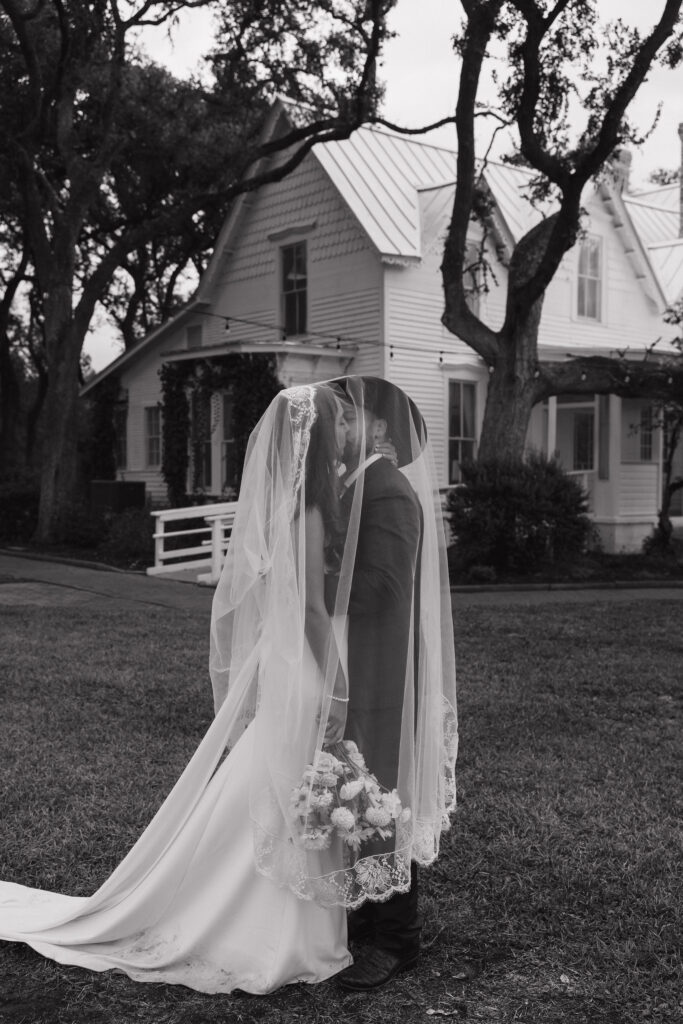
[{"x1": 284, "y1": 384, "x2": 317, "y2": 508}]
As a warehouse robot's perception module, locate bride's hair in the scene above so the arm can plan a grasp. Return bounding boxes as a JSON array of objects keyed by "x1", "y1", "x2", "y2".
[{"x1": 303, "y1": 385, "x2": 342, "y2": 536}]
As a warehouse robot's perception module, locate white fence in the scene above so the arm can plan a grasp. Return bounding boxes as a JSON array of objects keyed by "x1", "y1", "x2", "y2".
[
  {"x1": 147, "y1": 502, "x2": 238, "y2": 584},
  {"x1": 149, "y1": 489, "x2": 454, "y2": 586}
]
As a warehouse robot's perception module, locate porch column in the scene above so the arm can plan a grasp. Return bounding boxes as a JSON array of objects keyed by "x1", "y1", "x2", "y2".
[
  {"x1": 547, "y1": 396, "x2": 557, "y2": 457},
  {"x1": 604, "y1": 393, "x2": 621, "y2": 518}
]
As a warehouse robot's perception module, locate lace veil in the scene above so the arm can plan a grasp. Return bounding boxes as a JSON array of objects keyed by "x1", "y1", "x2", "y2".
[{"x1": 209, "y1": 377, "x2": 457, "y2": 907}]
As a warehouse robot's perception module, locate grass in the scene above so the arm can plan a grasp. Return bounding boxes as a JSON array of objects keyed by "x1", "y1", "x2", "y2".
[{"x1": 1, "y1": 598, "x2": 682, "y2": 1023}]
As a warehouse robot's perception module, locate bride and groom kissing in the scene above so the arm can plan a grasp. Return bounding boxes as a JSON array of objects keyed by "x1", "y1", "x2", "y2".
[{"x1": 0, "y1": 375, "x2": 457, "y2": 997}]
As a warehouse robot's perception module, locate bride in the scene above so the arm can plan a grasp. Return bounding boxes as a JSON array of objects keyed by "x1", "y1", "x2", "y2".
[{"x1": 0, "y1": 376, "x2": 457, "y2": 995}]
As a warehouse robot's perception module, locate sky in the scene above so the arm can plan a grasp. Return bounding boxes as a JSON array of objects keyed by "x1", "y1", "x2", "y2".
[{"x1": 84, "y1": 0, "x2": 683, "y2": 371}]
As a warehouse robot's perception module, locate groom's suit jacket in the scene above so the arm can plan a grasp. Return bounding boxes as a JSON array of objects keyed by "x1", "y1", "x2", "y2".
[{"x1": 332, "y1": 457, "x2": 422, "y2": 791}]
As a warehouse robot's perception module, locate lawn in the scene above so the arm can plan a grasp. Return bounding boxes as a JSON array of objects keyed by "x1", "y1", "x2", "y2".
[{"x1": 0, "y1": 598, "x2": 681, "y2": 1024}]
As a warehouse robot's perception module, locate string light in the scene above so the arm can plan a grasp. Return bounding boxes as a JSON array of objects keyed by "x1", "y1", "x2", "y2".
[{"x1": 195, "y1": 309, "x2": 453, "y2": 360}]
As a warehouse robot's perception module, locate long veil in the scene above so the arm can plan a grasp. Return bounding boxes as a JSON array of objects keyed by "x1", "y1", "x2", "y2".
[{"x1": 210, "y1": 376, "x2": 457, "y2": 908}]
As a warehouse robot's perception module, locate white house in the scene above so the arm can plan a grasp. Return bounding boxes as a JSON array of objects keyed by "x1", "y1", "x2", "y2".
[{"x1": 82, "y1": 102, "x2": 683, "y2": 552}]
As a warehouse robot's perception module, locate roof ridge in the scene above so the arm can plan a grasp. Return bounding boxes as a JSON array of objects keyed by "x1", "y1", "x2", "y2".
[{"x1": 648, "y1": 237, "x2": 683, "y2": 250}]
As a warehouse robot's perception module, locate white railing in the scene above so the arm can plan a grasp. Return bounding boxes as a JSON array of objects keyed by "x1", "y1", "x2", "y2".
[
  {"x1": 147, "y1": 501, "x2": 238, "y2": 581},
  {"x1": 151, "y1": 488, "x2": 454, "y2": 586}
]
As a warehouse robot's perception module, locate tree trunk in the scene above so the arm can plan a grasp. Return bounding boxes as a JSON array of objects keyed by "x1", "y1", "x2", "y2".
[
  {"x1": 0, "y1": 331, "x2": 22, "y2": 477},
  {"x1": 34, "y1": 291, "x2": 84, "y2": 543},
  {"x1": 477, "y1": 308, "x2": 544, "y2": 462}
]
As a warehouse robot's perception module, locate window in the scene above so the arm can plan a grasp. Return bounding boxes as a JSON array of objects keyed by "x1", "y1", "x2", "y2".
[
  {"x1": 639, "y1": 406, "x2": 654, "y2": 462},
  {"x1": 282, "y1": 241, "x2": 307, "y2": 336},
  {"x1": 448, "y1": 381, "x2": 476, "y2": 483},
  {"x1": 577, "y1": 235, "x2": 602, "y2": 320},
  {"x1": 145, "y1": 406, "x2": 162, "y2": 469},
  {"x1": 191, "y1": 392, "x2": 212, "y2": 491},
  {"x1": 222, "y1": 393, "x2": 238, "y2": 494},
  {"x1": 113, "y1": 401, "x2": 128, "y2": 470},
  {"x1": 573, "y1": 411, "x2": 594, "y2": 471}
]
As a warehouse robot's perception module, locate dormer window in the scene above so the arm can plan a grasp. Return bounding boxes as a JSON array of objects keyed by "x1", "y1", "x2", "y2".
[
  {"x1": 282, "y1": 241, "x2": 307, "y2": 336},
  {"x1": 577, "y1": 235, "x2": 602, "y2": 320}
]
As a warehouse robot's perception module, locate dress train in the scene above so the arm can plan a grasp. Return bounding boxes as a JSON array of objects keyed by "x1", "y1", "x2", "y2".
[{"x1": 0, "y1": 656, "x2": 351, "y2": 994}]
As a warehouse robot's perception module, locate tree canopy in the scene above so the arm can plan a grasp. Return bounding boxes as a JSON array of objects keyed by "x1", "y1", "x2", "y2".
[{"x1": 0, "y1": 0, "x2": 392, "y2": 540}]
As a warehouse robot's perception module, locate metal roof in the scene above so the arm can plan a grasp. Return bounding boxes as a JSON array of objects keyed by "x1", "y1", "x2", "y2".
[
  {"x1": 647, "y1": 239, "x2": 683, "y2": 304},
  {"x1": 314, "y1": 126, "x2": 457, "y2": 259},
  {"x1": 316, "y1": 128, "x2": 559, "y2": 258},
  {"x1": 317, "y1": 128, "x2": 683, "y2": 303}
]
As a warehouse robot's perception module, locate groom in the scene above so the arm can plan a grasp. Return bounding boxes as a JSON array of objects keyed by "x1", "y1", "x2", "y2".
[{"x1": 327, "y1": 377, "x2": 424, "y2": 992}]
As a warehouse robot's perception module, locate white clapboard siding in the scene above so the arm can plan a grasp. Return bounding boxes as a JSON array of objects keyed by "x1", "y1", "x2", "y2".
[
  {"x1": 117, "y1": 347, "x2": 166, "y2": 503},
  {"x1": 619, "y1": 463, "x2": 659, "y2": 515}
]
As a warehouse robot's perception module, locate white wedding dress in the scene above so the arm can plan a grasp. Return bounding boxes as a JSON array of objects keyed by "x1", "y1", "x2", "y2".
[{"x1": 0, "y1": 643, "x2": 351, "y2": 995}]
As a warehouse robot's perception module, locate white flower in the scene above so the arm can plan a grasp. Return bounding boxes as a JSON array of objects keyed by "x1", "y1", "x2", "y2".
[
  {"x1": 330, "y1": 807, "x2": 356, "y2": 832},
  {"x1": 365, "y1": 806, "x2": 392, "y2": 828},
  {"x1": 398, "y1": 807, "x2": 412, "y2": 823},
  {"x1": 319, "y1": 772, "x2": 338, "y2": 787},
  {"x1": 342, "y1": 740, "x2": 359, "y2": 755},
  {"x1": 314, "y1": 789, "x2": 334, "y2": 810},
  {"x1": 381, "y1": 790, "x2": 403, "y2": 818},
  {"x1": 340, "y1": 779, "x2": 364, "y2": 800},
  {"x1": 314, "y1": 751, "x2": 342, "y2": 774}
]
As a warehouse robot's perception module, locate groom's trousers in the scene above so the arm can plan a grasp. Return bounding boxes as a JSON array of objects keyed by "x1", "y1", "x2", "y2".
[{"x1": 349, "y1": 862, "x2": 422, "y2": 956}]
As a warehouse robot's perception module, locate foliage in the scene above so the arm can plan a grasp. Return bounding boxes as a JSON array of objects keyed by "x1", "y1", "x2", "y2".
[
  {"x1": 60, "y1": 503, "x2": 108, "y2": 550},
  {"x1": 649, "y1": 166, "x2": 680, "y2": 185},
  {"x1": 98, "y1": 507, "x2": 154, "y2": 567},
  {"x1": 439, "y1": 1, "x2": 683, "y2": 462},
  {"x1": 0, "y1": 0, "x2": 391, "y2": 542},
  {"x1": 159, "y1": 353, "x2": 282, "y2": 506},
  {"x1": 1, "y1": 597, "x2": 682, "y2": 1023},
  {"x1": 81, "y1": 375, "x2": 120, "y2": 483},
  {"x1": 159, "y1": 362, "x2": 191, "y2": 508},
  {"x1": 0, "y1": 480, "x2": 40, "y2": 542},
  {"x1": 447, "y1": 452, "x2": 591, "y2": 575}
]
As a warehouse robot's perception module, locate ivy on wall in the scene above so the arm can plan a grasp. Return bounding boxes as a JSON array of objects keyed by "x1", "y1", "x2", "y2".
[
  {"x1": 159, "y1": 353, "x2": 281, "y2": 507},
  {"x1": 82, "y1": 374, "x2": 121, "y2": 483}
]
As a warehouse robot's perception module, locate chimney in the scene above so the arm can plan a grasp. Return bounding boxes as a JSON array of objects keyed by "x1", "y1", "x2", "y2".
[
  {"x1": 678, "y1": 123, "x2": 683, "y2": 237},
  {"x1": 611, "y1": 147, "x2": 632, "y2": 194}
]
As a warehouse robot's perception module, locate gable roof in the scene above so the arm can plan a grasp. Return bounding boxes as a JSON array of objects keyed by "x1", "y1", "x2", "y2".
[
  {"x1": 624, "y1": 184, "x2": 679, "y2": 247},
  {"x1": 313, "y1": 126, "x2": 457, "y2": 260},
  {"x1": 83, "y1": 103, "x2": 682, "y2": 391},
  {"x1": 621, "y1": 184, "x2": 682, "y2": 305}
]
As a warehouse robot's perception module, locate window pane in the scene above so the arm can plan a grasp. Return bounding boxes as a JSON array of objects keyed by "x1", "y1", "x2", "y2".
[
  {"x1": 449, "y1": 440, "x2": 462, "y2": 484},
  {"x1": 573, "y1": 411, "x2": 594, "y2": 471},
  {"x1": 449, "y1": 382, "x2": 462, "y2": 436},
  {"x1": 462, "y1": 384, "x2": 476, "y2": 438},
  {"x1": 577, "y1": 235, "x2": 601, "y2": 320},
  {"x1": 282, "y1": 242, "x2": 307, "y2": 335},
  {"x1": 577, "y1": 276, "x2": 586, "y2": 317},
  {"x1": 145, "y1": 407, "x2": 161, "y2": 468}
]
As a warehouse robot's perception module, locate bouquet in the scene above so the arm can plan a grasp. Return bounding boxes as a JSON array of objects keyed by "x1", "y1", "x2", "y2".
[{"x1": 290, "y1": 740, "x2": 411, "y2": 852}]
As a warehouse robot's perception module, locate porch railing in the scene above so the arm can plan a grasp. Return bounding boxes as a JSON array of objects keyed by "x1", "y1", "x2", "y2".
[
  {"x1": 147, "y1": 502, "x2": 238, "y2": 581},
  {"x1": 150, "y1": 489, "x2": 454, "y2": 586}
]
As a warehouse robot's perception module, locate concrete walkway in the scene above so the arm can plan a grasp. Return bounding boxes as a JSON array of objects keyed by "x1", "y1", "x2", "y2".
[{"x1": 2, "y1": 549, "x2": 683, "y2": 612}]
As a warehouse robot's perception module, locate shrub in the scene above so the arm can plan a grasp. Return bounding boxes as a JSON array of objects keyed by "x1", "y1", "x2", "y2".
[
  {"x1": 98, "y1": 507, "x2": 155, "y2": 566},
  {"x1": 446, "y1": 452, "x2": 591, "y2": 575},
  {"x1": 0, "y1": 482, "x2": 40, "y2": 543},
  {"x1": 62, "y1": 502, "x2": 108, "y2": 548}
]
